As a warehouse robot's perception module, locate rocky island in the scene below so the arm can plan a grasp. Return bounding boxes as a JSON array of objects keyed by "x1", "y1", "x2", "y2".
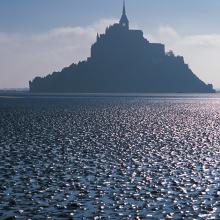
[{"x1": 29, "y1": 3, "x2": 215, "y2": 93}]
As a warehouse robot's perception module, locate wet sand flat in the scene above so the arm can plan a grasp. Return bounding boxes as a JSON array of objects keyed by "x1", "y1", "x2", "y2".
[{"x1": 1, "y1": 95, "x2": 220, "y2": 219}]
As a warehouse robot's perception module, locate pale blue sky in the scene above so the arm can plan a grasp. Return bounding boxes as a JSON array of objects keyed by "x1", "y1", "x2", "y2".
[
  {"x1": 1, "y1": 0, "x2": 220, "y2": 88},
  {"x1": 1, "y1": 0, "x2": 220, "y2": 34}
]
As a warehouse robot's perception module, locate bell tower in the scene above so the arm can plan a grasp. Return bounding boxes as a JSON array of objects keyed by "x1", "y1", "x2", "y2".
[{"x1": 119, "y1": 1, "x2": 129, "y2": 29}]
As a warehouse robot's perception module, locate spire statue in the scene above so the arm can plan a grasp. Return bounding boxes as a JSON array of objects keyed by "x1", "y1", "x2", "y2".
[{"x1": 123, "y1": 0, "x2": 126, "y2": 15}]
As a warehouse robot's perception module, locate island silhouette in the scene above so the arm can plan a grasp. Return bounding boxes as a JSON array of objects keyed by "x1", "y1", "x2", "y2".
[{"x1": 29, "y1": 2, "x2": 215, "y2": 93}]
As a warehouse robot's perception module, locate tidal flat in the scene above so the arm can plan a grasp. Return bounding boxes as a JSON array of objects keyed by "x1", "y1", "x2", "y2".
[{"x1": 1, "y1": 95, "x2": 220, "y2": 219}]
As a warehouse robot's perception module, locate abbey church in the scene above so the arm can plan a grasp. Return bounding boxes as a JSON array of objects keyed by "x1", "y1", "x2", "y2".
[
  {"x1": 30, "y1": 2, "x2": 215, "y2": 93},
  {"x1": 91, "y1": 2, "x2": 165, "y2": 64}
]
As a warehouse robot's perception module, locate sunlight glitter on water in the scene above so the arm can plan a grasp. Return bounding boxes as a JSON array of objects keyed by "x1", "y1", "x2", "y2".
[{"x1": 0, "y1": 95, "x2": 220, "y2": 219}]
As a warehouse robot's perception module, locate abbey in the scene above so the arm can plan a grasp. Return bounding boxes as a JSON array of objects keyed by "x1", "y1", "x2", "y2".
[
  {"x1": 29, "y1": 2, "x2": 215, "y2": 93},
  {"x1": 91, "y1": 2, "x2": 165, "y2": 65}
]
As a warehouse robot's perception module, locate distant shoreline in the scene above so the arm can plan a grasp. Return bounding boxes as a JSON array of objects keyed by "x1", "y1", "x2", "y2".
[{"x1": 1, "y1": 91, "x2": 220, "y2": 99}]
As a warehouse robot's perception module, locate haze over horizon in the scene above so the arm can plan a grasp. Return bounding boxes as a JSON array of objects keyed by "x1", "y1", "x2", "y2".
[{"x1": 1, "y1": 0, "x2": 220, "y2": 89}]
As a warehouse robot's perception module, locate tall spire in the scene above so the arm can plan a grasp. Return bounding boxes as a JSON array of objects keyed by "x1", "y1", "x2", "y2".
[
  {"x1": 120, "y1": 0, "x2": 129, "y2": 29},
  {"x1": 123, "y1": 0, "x2": 126, "y2": 15}
]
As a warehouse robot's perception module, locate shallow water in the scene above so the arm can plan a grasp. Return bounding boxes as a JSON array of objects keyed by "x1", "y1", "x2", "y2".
[{"x1": 1, "y1": 95, "x2": 220, "y2": 219}]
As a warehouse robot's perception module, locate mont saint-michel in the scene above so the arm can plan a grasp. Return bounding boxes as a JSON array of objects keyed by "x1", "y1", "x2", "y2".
[{"x1": 29, "y1": 3, "x2": 215, "y2": 93}]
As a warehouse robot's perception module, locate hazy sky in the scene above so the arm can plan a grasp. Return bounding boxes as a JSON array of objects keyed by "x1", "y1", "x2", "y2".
[{"x1": 1, "y1": 0, "x2": 220, "y2": 88}]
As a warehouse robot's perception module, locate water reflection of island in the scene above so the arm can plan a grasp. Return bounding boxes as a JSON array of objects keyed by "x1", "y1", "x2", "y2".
[{"x1": 30, "y1": 2, "x2": 215, "y2": 93}]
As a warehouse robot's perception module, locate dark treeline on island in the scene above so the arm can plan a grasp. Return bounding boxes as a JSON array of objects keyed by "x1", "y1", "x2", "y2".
[{"x1": 29, "y1": 2, "x2": 215, "y2": 93}]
